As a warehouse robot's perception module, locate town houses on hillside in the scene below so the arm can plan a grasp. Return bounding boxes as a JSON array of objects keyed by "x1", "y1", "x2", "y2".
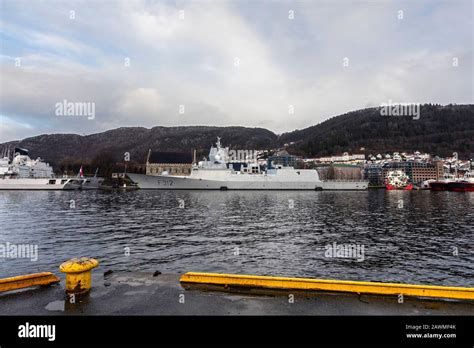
[{"x1": 303, "y1": 151, "x2": 472, "y2": 187}]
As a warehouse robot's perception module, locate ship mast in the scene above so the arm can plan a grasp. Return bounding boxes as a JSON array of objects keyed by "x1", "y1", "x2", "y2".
[{"x1": 453, "y1": 152, "x2": 458, "y2": 179}]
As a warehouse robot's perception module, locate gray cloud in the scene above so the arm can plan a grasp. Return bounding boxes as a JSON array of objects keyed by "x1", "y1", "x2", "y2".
[{"x1": 0, "y1": 0, "x2": 472, "y2": 142}]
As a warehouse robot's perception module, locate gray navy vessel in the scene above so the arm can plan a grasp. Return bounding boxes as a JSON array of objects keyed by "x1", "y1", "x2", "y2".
[{"x1": 127, "y1": 138, "x2": 368, "y2": 190}]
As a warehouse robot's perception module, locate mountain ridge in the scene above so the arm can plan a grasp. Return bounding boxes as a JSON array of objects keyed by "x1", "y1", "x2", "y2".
[{"x1": 1, "y1": 104, "x2": 473, "y2": 172}]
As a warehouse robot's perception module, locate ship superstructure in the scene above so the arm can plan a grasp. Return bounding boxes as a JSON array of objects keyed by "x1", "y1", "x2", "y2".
[{"x1": 0, "y1": 148, "x2": 81, "y2": 190}]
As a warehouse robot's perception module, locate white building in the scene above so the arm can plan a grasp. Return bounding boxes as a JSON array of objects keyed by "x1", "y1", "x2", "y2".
[{"x1": 311, "y1": 152, "x2": 365, "y2": 164}]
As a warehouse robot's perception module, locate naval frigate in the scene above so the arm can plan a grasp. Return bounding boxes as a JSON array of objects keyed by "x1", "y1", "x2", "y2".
[{"x1": 127, "y1": 138, "x2": 368, "y2": 190}]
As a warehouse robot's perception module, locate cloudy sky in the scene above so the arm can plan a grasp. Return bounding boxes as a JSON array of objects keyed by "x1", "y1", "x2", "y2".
[{"x1": 0, "y1": 0, "x2": 472, "y2": 142}]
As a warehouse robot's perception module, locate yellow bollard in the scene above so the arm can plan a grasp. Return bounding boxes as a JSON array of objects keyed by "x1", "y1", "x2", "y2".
[{"x1": 59, "y1": 257, "x2": 99, "y2": 294}]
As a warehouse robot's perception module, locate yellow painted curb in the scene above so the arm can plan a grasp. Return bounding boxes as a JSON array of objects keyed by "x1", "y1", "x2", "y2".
[
  {"x1": 0, "y1": 272, "x2": 60, "y2": 292},
  {"x1": 180, "y1": 272, "x2": 474, "y2": 300}
]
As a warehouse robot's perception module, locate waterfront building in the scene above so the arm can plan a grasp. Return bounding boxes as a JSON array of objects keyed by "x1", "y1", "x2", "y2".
[
  {"x1": 363, "y1": 163, "x2": 384, "y2": 186},
  {"x1": 377, "y1": 161, "x2": 443, "y2": 186},
  {"x1": 146, "y1": 151, "x2": 193, "y2": 176},
  {"x1": 316, "y1": 164, "x2": 364, "y2": 181}
]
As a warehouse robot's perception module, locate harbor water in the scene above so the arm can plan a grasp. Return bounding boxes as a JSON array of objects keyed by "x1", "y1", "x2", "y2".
[{"x1": 0, "y1": 190, "x2": 472, "y2": 286}]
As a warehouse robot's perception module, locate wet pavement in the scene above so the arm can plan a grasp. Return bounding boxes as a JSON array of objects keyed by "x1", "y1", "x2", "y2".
[{"x1": 0, "y1": 272, "x2": 473, "y2": 315}]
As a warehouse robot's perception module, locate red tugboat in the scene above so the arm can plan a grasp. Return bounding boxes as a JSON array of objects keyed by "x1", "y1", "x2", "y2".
[
  {"x1": 429, "y1": 172, "x2": 474, "y2": 191},
  {"x1": 385, "y1": 170, "x2": 413, "y2": 190},
  {"x1": 429, "y1": 173, "x2": 455, "y2": 191},
  {"x1": 447, "y1": 172, "x2": 474, "y2": 192}
]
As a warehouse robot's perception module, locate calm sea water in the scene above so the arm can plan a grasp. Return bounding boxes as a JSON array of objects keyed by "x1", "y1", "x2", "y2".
[{"x1": 0, "y1": 190, "x2": 472, "y2": 286}]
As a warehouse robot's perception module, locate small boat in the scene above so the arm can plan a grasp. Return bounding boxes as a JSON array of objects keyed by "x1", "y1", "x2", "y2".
[
  {"x1": 420, "y1": 179, "x2": 435, "y2": 189},
  {"x1": 76, "y1": 167, "x2": 105, "y2": 190}
]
